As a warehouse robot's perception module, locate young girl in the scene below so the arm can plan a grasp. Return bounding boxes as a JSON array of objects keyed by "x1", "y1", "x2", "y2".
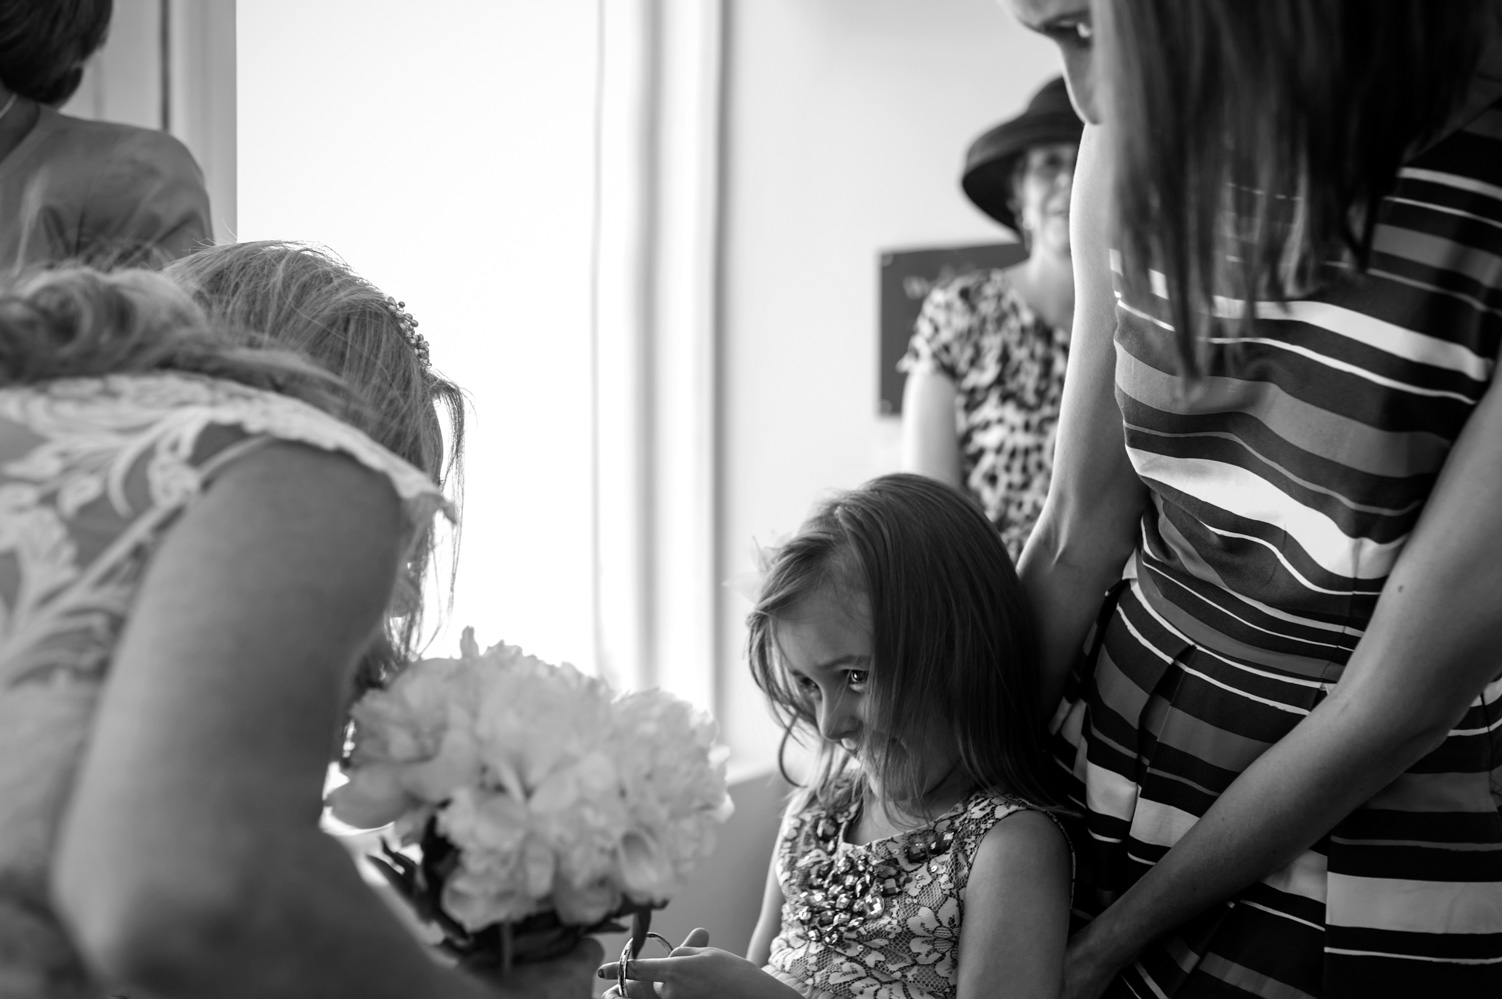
[{"x1": 602, "y1": 472, "x2": 1071, "y2": 998}]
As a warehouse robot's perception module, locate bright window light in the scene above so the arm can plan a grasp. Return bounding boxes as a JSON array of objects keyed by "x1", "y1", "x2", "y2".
[{"x1": 237, "y1": 1, "x2": 600, "y2": 671}]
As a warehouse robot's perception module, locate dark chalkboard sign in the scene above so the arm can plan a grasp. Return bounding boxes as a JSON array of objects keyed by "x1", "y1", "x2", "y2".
[{"x1": 877, "y1": 242, "x2": 1027, "y2": 416}]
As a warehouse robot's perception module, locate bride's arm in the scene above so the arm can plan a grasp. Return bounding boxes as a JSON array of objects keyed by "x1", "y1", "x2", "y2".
[
  {"x1": 1018, "y1": 123, "x2": 1148, "y2": 712},
  {"x1": 50, "y1": 442, "x2": 595, "y2": 999}
]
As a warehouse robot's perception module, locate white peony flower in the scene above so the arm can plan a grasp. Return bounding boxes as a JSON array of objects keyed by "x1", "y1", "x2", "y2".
[
  {"x1": 551, "y1": 871, "x2": 622, "y2": 926},
  {"x1": 328, "y1": 657, "x2": 482, "y2": 830},
  {"x1": 329, "y1": 627, "x2": 735, "y2": 938},
  {"x1": 607, "y1": 690, "x2": 735, "y2": 902},
  {"x1": 438, "y1": 787, "x2": 556, "y2": 928}
]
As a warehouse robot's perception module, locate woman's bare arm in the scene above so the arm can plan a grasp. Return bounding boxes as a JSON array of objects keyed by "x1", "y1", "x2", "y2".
[
  {"x1": 1018, "y1": 123, "x2": 1148, "y2": 711},
  {"x1": 50, "y1": 442, "x2": 594, "y2": 999},
  {"x1": 900, "y1": 369, "x2": 963, "y2": 488}
]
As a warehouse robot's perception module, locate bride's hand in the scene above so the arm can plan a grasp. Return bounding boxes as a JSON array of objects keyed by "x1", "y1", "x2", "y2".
[
  {"x1": 472, "y1": 938, "x2": 605, "y2": 999},
  {"x1": 598, "y1": 929, "x2": 803, "y2": 999}
]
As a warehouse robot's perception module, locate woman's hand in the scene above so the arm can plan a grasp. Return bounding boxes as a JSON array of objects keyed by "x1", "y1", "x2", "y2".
[
  {"x1": 474, "y1": 938, "x2": 604, "y2": 999},
  {"x1": 598, "y1": 928, "x2": 803, "y2": 999}
]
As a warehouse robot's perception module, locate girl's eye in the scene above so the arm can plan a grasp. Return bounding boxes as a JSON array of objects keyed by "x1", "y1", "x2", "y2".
[
  {"x1": 794, "y1": 675, "x2": 818, "y2": 693},
  {"x1": 846, "y1": 670, "x2": 869, "y2": 689}
]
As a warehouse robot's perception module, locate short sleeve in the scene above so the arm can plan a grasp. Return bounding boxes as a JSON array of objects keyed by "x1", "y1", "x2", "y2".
[
  {"x1": 947, "y1": 793, "x2": 1075, "y2": 904},
  {"x1": 77, "y1": 373, "x2": 453, "y2": 534},
  {"x1": 192, "y1": 389, "x2": 454, "y2": 533},
  {"x1": 897, "y1": 270, "x2": 998, "y2": 383},
  {"x1": 79, "y1": 129, "x2": 212, "y2": 266}
]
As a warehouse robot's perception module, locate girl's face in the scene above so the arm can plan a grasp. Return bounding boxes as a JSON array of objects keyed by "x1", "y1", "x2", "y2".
[
  {"x1": 776, "y1": 587, "x2": 958, "y2": 794},
  {"x1": 1005, "y1": 0, "x2": 1099, "y2": 124},
  {"x1": 1013, "y1": 142, "x2": 1078, "y2": 258}
]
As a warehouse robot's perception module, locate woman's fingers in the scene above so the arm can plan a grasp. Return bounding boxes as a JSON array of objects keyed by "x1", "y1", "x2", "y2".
[
  {"x1": 598, "y1": 956, "x2": 676, "y2": 984},
  {"x1": 674, "y1": 927, "x2": 711, "y2": 952},
  {"x1": 614, "y1": 957, "x2": 677, "y2": 982},
  {"x1": 603, "y1": 985, "x2": 658, "y2": 999}
]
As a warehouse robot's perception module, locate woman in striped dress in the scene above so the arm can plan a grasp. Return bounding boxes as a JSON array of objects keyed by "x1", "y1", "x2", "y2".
[{"x1": 1018, "y1": 2, "x2": 1502, "y2": 996}]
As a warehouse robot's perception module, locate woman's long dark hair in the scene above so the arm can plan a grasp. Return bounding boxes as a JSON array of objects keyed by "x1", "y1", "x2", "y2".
[
  {"x1": 1099, "y1": 0, "x2": 1495, "y2": 382},
  {"x1": 0, "y1": 0, "x2": 113, "y2": 105},
  {"x1": 746, "y1": 473, "x2": 1055, "y2": 818}
]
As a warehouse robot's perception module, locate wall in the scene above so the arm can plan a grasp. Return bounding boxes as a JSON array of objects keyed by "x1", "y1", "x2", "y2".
[
  {"x1": 61, "y1": 0, "x2": 161, "y2": 129},
  {"x1": 715, "y1": 0, "x2": 1061, "y2": 773},
  {"x1": 237, "y1": 1, "x2": 601, "y2": 670}
]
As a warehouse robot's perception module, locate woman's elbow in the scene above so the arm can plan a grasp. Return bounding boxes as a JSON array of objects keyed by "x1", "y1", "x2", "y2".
[
  {"x1": 1320, "y1": 679, "x2": 1470, "y2": 781},
  {"x1": 1028, "y1": 491, "x2": 1137, "y2": 576}
]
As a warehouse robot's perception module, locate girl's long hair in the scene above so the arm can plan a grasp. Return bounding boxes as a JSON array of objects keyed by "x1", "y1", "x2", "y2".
[
  {"x1": 746, "y1": 473, "x2": 1055, "y2": 817},
  {"x1": 1099, "y1": 0, "x2": 1494, "y2": 382}
]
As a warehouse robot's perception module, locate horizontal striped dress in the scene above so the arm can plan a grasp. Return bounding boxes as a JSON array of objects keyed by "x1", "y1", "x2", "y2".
[{"x1": 1051, "y1": 96, "x2": 1502, "y2": 996}]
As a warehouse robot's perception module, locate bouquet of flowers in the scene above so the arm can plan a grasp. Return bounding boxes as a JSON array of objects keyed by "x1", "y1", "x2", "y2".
[{"x1": 327, "y1": 628, "x2": 734, "y2": 970}]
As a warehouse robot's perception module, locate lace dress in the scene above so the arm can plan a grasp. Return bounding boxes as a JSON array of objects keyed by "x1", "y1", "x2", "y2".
[
  {"x1": 763, "y1": 778, "x2": 1059, "y2": 999},
  {"x1": 0, "y1": 372, "x2": 452, "y2": 999}
]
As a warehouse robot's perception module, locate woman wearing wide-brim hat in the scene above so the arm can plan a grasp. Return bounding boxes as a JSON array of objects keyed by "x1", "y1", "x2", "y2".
[{"x1": 899, "y1": 76, "x2": 1083, "y2": 559}]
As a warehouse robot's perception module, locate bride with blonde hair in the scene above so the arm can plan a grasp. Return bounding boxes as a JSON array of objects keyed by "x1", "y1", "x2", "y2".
[{"x1": 0, "y1": 244, "x2": 598, "y2": 999}]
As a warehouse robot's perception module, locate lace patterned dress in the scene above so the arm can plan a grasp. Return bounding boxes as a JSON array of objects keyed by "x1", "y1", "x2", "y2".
[
  {"x1": 763, "y1": 778, "x2": 1059, "y2": 999},
  {"x1": 0, "y1": 372, "x2": 452, "y2": 999}
]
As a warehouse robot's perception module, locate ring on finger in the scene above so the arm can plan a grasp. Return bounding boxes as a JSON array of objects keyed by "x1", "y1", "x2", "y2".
[{"x1": 618, "y1": 931, "x2": 676, "y2": 995}]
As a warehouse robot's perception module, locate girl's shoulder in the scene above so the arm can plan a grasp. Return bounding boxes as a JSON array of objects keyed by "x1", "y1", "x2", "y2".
[
  {"x1": 951, "y1": 789, "x2": 1074, "y2": 895},
  {"x1": 951, "y1": 789, "x2": 1069, "y2": 854},
  {"x1": 958, "y1": 786, "x2": 1039, "y2": 823}
]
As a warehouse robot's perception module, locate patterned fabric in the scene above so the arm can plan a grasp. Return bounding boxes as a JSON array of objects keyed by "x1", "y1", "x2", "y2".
[
  {"x1": 0, "y1": 372, "x2": 451, "y2": 999},
  {"x1": 899, "y1": 270, "x2": 1070, "y2": 559},
  {"x1": 1051, "y1": 98, "x2": 1502, "y2": 996},
  {"x1": 764, "y1": 777, "x2": 1051, "y2": 998}
]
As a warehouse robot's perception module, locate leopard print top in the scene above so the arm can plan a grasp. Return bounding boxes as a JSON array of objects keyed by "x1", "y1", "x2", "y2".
[{"x1": 899, "y1": 269, "x2": 1070, "y2": 559}]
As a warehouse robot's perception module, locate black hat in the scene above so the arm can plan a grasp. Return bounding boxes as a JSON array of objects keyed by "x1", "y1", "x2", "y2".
[{"x1": 961, "y1": 76, "x2": 1084, "y2": 235}]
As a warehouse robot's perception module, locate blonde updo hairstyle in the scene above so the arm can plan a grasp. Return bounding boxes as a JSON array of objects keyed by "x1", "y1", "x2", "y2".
[
  {"x1": 0, "y1": 245, "x2": 465, "y2": 694},
  {"x1": 164, "y1": 241, "x2": 466, "y2": 689}
]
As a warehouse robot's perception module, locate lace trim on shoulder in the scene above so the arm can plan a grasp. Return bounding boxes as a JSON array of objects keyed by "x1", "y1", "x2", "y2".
[
  {"x1": 61, "y1": 372, "x2": 453, "y2": 526},
  {"x1": 954, "y1": 790, "x2": 1076, "y2": 903}
]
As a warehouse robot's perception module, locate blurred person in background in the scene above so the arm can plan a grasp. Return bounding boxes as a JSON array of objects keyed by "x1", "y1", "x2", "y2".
[
  {"x1": 900, "y1": 76, "x2": 1083, "y2": 558},
  {"x1": 0, "y1": 0, "x2": 211, "y2": 270}
]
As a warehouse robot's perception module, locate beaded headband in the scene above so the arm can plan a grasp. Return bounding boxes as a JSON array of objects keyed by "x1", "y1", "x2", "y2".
[{"x1": 383, "y1": 296, "x2": 430, "y2": 368}]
